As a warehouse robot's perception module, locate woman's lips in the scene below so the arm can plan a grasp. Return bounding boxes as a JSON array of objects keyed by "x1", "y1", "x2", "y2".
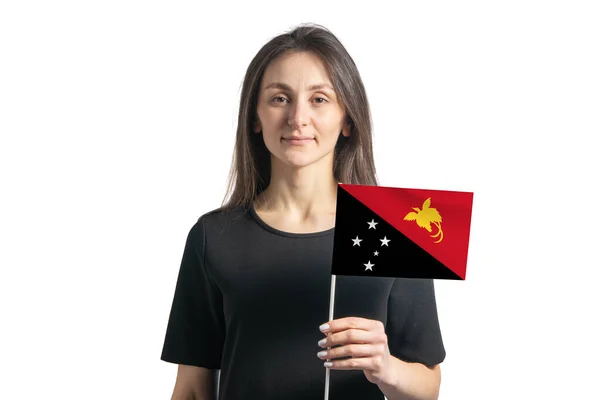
[{"x1": 282, "y1": 137, "x2": 314, "y2": 145}]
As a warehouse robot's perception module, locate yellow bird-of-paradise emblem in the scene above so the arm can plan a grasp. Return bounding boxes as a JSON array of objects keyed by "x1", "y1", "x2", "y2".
[{"x1": 404, "y1": 197, "x2": 444, "y2": 243}]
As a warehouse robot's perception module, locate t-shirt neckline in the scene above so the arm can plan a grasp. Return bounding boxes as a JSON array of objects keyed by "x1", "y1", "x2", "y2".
[{"x1": 248, "y1": 204, "x2": 335, "y2": 238}]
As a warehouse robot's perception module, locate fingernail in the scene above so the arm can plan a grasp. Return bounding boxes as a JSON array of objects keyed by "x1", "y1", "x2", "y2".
[
  {"x1": 318, "y1": 338, "x2": 327, "y2": 347},
  {"x1": 317, "y1": 351, "x2": 327, "y2": 358},
  {"x1": 324, "y1": 362, "x2": 333, "y2": 368},
  {"x1": 319, "y1": 323, "x2": 329, "y2": 332}
]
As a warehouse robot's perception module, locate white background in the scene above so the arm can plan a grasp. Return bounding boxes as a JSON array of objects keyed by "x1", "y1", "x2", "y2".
[{"x1": 1, "y1": 1, "x2": 599, "y2": 399}]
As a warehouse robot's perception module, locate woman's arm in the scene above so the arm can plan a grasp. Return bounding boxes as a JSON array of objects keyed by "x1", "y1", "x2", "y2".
[
  {"x1": 376, "y1": 357, "x2": 441, "y2": 400},
  {"x1": 170, "y1": 365, "x2": 215, "y2": 400}
]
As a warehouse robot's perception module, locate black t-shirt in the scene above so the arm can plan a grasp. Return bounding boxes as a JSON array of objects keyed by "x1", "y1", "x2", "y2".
[{"x1": 161, "y1": 205, "x2": 446, "y2": 399}]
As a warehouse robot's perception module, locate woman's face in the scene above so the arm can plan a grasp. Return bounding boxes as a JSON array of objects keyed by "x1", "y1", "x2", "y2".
[{"x1": 255, "y1": 51, "x2": 349, "y2": 172}]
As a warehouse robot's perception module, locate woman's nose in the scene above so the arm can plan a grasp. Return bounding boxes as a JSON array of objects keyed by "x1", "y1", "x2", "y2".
[{"x1": 287, "y1": 101, "x2": 310, "y2": 128}]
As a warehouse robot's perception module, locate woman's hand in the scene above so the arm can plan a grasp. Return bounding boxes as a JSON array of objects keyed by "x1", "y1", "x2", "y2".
[{"x1": 317, "y1": 316, "x2": 395, "y2": 385}]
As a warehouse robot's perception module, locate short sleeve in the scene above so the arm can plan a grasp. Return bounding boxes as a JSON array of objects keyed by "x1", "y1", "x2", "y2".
[
  {"x1": 160, "y1": 216, "x2": 225, "y2": 369},
  {"x1": 386, "y1": 278, "x2": 446, "y2": 368}
]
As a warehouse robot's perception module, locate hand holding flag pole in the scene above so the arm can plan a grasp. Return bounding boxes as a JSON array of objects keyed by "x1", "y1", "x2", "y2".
[{"x1": 322, "y1": 184, "x2": 473, "y2": 399}]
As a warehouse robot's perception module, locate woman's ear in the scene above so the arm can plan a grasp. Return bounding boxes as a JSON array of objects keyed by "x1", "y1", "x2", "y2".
[
  {"x1": 341, "y1": 120, "x2": 351, "y2": 137},
  {"x1": 254, "y1": 119, "x2": 262, "y2": 133}
]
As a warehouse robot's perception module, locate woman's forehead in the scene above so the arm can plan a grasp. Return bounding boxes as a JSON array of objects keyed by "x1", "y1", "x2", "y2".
[{"x1": 261, "y1": 52, "x2": 333, "y2": 90}]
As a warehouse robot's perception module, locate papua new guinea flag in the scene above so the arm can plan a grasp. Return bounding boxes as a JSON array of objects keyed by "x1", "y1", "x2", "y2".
[{"x1": 331, "y1": 184, "x2": 474, "y2": 280}]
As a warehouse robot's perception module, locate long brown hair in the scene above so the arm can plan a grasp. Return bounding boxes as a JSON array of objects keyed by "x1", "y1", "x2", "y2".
[{"x1": 220, "y1": 23, "x2": 378, "y2": 211}]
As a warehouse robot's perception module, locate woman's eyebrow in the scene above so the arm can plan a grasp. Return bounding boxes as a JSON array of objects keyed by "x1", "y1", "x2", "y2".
[{"x1": 263, "y1": 82, "x2": 335, "y2": 92}]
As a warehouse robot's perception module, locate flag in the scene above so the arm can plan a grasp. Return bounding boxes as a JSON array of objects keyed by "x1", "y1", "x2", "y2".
[{"x1": 331, "y1": 183, "x2": 474, "y2": 280}]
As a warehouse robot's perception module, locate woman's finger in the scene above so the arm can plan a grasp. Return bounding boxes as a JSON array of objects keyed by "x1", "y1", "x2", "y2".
[
  {"x1": 320, "y1": 317, "x2": 385, "y2": 335},
  {"x1": 317, "y1": 343, "x2": 385, "y2": 360},
  {"x1": 318, "y1": 329, "x2": 387, "y2": 348},
  {"x1": 322, "y1": 355, "x2": 386, "y2": 372}
]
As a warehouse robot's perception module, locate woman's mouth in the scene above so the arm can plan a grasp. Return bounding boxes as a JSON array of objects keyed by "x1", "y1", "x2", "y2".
[{"x1": 282, "y1": 137, "x2": 315, "y2": 145}]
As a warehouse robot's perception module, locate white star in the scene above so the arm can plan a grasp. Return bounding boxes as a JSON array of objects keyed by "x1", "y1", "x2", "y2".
[
  {"x1": 367, "y1": 219, "x2": 378, "y2": 229},
  {"x1": 352, "y1": 236, "x2": 362, "y2": 246},
  {"x1": 373, "y1": 251, "x2": 379, "y2": 256},
  {"x1": 380, "y1": 236, "x2": 390, "y2": 246},
  {"x1": 364, "y1": 260, "x2": 374, "y2": 271}
]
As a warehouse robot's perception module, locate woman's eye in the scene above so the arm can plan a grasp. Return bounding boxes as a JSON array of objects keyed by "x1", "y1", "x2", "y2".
[{"x1": 271, "y1": 96, "x2": 328, "y2": 104}]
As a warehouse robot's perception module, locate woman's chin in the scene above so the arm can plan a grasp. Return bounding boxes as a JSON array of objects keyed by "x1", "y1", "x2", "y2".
[
  {"x1": 272, "y1": 152, "x2": 332, "y2": 170},
  {"x1": 282, "y1": 158, "x2": 316, "y2": 169}
]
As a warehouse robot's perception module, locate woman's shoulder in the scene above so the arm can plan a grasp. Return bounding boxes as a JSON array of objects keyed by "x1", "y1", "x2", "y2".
[
  {"x1": 199, "y1": 203, "x2": 249, "y2": 221},
  {"x1": 194, "y1": 203, "x2": 252, "y2": 236}
]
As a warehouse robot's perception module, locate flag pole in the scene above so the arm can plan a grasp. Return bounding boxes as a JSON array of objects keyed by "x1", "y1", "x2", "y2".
[{"x1": 324, "y1": 274, "x2": 336, "y2": 400}]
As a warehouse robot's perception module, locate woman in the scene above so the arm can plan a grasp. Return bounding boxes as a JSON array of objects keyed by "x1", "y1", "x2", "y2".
[{"x1": 161, "y1": 23, "x2": 445, "y2": 400}]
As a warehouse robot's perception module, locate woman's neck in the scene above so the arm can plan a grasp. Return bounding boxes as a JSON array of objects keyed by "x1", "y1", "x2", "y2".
[
  {"x1": 257, "y1": 177, "x2": 338, "y2": 212},
  {"x1": 253, "y1": 174, "x2": 338, "y2": 233}
]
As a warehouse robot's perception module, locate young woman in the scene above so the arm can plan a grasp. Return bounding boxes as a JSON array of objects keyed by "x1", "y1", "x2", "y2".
[{"x1": 161, "y1": 24, "x2": 445, "y2": 400}]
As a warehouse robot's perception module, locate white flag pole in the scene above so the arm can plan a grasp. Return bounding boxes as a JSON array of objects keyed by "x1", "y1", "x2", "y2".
[{"x1": 324, "y1": 274, "x2": 336, "y2": 400}]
